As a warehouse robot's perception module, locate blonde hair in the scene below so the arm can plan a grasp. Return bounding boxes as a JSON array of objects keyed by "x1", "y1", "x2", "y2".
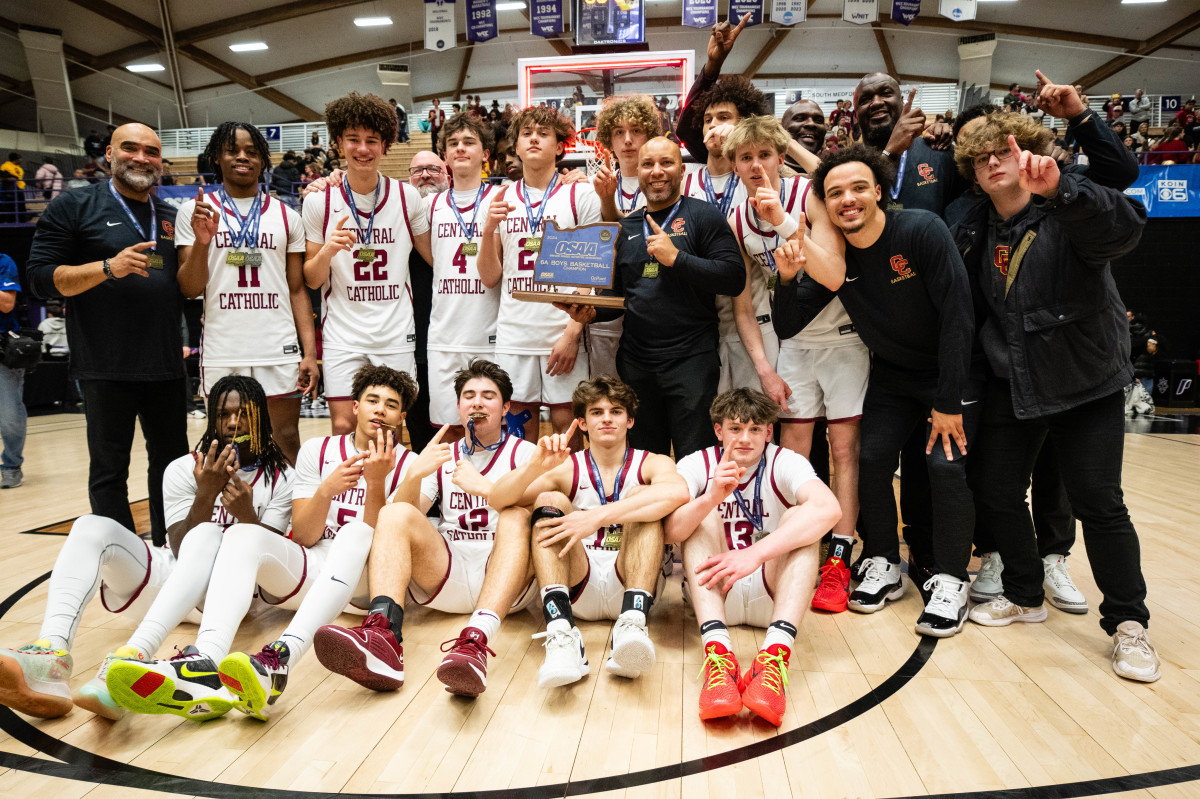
[
  {"x1": 953, "y1": 112, "x2": 1053, "y2": 180},
  {"x1": 595, "y1": 95, "x2": 662, "y2": 149},
  {"x1": 722, "y1": 115, "x2": 790, "y2": 162}
]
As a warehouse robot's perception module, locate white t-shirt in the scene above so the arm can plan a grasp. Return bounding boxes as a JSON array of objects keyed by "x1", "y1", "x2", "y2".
[
  {"x1": 293, "y1": 434, "x2": 414, "y2": 540},
  {"x1": 566, "y1": 448, "x2": 651, "y2": 551},
  {"x1": 162, "y1": 453, "x2": 295, "y2": 532},
  {"x1": 420, "y1": 434, "x2": 535, "y2": 542},
  {"x1": 176, "y1": 192, "x2": 306, "y2": 367},
  {"x1": 427, "y1": 185, "x2": 501, "y2": 352},
  {"x1": 301, "y1": 174, "x2": 430, "y2": 354},
  {"x1": 676, "y1": 443, "x2": 817, "y2": 550}
]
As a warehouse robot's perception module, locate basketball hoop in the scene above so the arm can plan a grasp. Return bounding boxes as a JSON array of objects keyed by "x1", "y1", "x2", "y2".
[{"x1": 576, "y1": 127, "x2": 615, "y2": 178}]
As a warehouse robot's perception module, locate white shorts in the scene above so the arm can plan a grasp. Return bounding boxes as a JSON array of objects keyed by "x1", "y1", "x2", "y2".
[
  {"x1": 494, "y1": 351, "x2": 589, "y2": 406},
  {"x1": 406, "y1": 532, "x2": 538, "y2": 615},
  {"x1": 777, "y1": 342, "x2": 869, "y2": 422},
  {"x1": 202, "y1": 362, "x2": 301, "y2": 399},
  {"x1": 322, "y1": 349, "x2": 417, "y2": 402},
  {"x1": 255, "y1": 536, "x2": 371, "y2": 613},
  {"x1": 99, "y1": 541, "x2": 206, "y2": 625},
  {"x1": 428, "y1": 349, "x2": 494, "y2": 426},
  {"x1": 723, "y1": 565, "x2": 775, "y2": 628},
  {"x1": 718, "y1": 324, "x2": 779, "y2": 395},
  {"x1": 571, "y1": 545, "x2": 671, "y2": 621},
  {"x1": 587, "y1": 320, "x2": 622, "y2": 379}
]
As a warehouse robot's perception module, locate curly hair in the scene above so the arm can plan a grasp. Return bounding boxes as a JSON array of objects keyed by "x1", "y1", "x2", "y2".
[
  {"x1": 697, "y1": 75, "x2": 770, "y2": 122},
  {"x1": 722, "y1": 114, "x2": 790, "y2": 161},
  {"x1": 572, "y1": 376, "x2": 639, "y2": 421},
  {"x1": 201, "y1": 122, "x2": 272, "y2": 184},
  {"x1": 594, "y1": 95, "x2": 662, "y2": 149},
  {"x1": 811, "y1": 144, "x2": 896, "y2": 201},
  {"x1": 350, "y1": 365, "x2": 418, "y2": 411},
  {"x1": 324, "y1": 92, "x2": 396, "y2": 152},
  {"x1": 196, "y1": 375, "x2": 291, "y2": 477},
  {"x1": 709, "y1": 388, "x2": 778, "y2": 426},
  {"x1": 951, "y1": 102, "x2": 1001, "y2": 142},
  {"x1": 953, "y1": 112, "x2": 1053, "y2": 180},
  {"x1": 453, "y1": 359, "x2": 514, "y2": 404},
  {"x1": 510, "y1": 105, "x2": 575, "y2": 149},
  {"x1": 439, "y1": 112, "x2": 495, "y2": 155}
]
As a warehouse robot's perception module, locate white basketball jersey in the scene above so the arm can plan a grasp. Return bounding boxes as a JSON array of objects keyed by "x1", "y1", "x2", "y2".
[
  {"x1": 293, "y1": 434, "x2": 414, "y2": 540},
  {"x1": 421, "y1": 434, "x2": 534, "y2": 542},
  {"x1": 428, "y1": 186, "x2": 501, "y2": 352},
  {"x1": 567, "y1": 448, "x2": 651, "y2": 551},
  {"x1": 301, "y1": 175, "x2": 429, "y2": 354},
  {"x1": 162, "y1": 453, "x2": 295, "y2": 533},
  {"x1": 676, "y1": 443, "x2": 817, "y2": 550},
  {"x1": 494, "y1": 180, "x2": 602, "y2": 355},
  {"x1": 684, "y1": 168, "x2": 752, "y2": 342},
  {"x1": 175, "y1": 193, "x2": 305, "y2": 367},
  {"x1": 587, "y1": 176, "x2": 644, "y2": 342}
]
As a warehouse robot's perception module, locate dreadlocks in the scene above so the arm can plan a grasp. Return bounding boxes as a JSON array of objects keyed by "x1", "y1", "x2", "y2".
[
  {"x1": 195, "y1": 375, "x2": 291, "y2": 481},
  {"x1": 201, "y1": 122, "x2": 274, "y2": 185}
]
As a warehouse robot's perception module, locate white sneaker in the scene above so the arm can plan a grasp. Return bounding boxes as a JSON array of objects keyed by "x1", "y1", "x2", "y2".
[
  {"x1": 848, "y1": 557, "x2": 906, "y2": 613},
  {"x1": 0, "y1": 640, "x2": 73, "y2": 718},
  {"x1": 1043, "y1": 555, "x2": 1088, "y2": 614},
  {"x1": 73, "y1": 645, "x2": 142, "y2": 720},
  {"x1": 1111, "y1": 621, "x2": 1161, "y2": 682},
  {"x1": 533, "y1": 623, "x2": 589, "y2": 688},
  {"x1": 969, "y1": 551, "x2": 1004, "y2": 603},
  {"x1": 914, "y1": 574, "x2": 969, "y2": 638},
  {"x1": 968, "y1": 596, "x2": 1048, "y2": 627},
  {"x1": 607, "y1": 612, "x2": 654, "y2": 678}
]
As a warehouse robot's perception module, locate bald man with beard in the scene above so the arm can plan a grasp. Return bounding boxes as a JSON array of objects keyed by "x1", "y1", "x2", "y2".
[{"x1": 27, "y1": 123, "x2": 189, "y2": 547}]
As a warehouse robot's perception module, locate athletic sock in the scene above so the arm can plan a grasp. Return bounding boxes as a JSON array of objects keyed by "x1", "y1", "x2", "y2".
[
  {"x1": 469, "y1": 608, "x2": 501, "y2": 641},
  {"x1": 699, "y1": 619, "x2": 732, "y2": 651},
  {"x1": 763, "y1": 620, "x2": 798, "y2": 651},
  {"x1": 828, "y1": 535, "x2": 854, "y2": 564},
  {"x1": 45, "y1": 635, "x2": 68, "y2": 652},
  {"x1": 620, "y1": 589, "x2": 654, "y2": 627},
  {"x1": 540, "y1": 584, "x2": 574, "y2": 628},
  {"x1": 370, "y1": 595, "x2": 405, "y2": 642}
]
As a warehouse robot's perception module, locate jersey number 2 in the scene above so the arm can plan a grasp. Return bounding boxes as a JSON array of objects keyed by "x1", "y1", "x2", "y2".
[{"x1": 353, "y1": 249, "x2": 389, "y2": 281}]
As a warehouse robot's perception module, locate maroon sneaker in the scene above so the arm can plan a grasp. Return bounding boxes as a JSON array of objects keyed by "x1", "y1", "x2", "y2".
[
  {"x1": 436, "y1": 626, "x2": 495, "y2": 697},
  {"x1": 313, "y1": 613, "x2": 404, "y2": 691}
]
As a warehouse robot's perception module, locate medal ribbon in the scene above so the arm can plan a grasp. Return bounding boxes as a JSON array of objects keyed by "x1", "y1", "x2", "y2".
[
  {"x1": 749, "y1": 178, "x2": 789, "y2": 271},
  {"x1": 217, "y1": 189, "x2": 263, "y2": 251},
  {"x1": 701, "y1": 169, "x2": 739, "y2": 218},
  {"x1": 341, "y1": 178, "x2": 381, "y2": 249},
  {"x1": 109, "y1": 182, "x2": 157, "y2": 252},
  {"x1": 617, "y1": 175, "x2": 641, "y2": 213},
  {"x1": 448, "y1": 184, "x2": 488, "y2": 244},
  {"x1": 729, "y1": 451, "x2": 767, "y2": 531},
  {"x1": 520, "y1": 172, "x2": 559, "y2": 239},
  {"x1": 642, "y1": 196, "x2": 684, "y2": 243},
  {"x1": 586, "y1": 448, "x2": 633, "y2": 506},
  {"x1": 890, "y1": 151, "x2": 908, "y2": 202},
  {"x1": 463, "y1": 418, "x2": 508, "y2": 456}
]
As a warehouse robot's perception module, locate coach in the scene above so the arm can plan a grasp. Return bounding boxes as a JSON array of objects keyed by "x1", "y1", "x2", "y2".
[{"x1": 27, "y1": 122, "x2": 188, "y2": 547}]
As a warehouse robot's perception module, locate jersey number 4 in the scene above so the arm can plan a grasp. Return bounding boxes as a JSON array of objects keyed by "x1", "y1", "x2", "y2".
[{"x1": 353, "y1": 249, "x2": 389, "y2": 281}]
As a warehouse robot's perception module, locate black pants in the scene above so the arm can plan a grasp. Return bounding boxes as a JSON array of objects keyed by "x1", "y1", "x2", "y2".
[
  {"x1": 970, "y1": 379, "x2": 1148, "y2": 635},
  {"x1": 857, "y1": 363, "x2": 982, "y2": 581},
  {"x1": 618, "y1": 348, "x2": 718, "y2": 459},
  {"x1": 973, "y1": 435, "x2": 1076, "y2": 557},
  {"x1": 406, "y1": 358, "x2": 434, "y2": 453},
  {"x1": 80, "y1": 378, "x2": 189, "y2": 547}
]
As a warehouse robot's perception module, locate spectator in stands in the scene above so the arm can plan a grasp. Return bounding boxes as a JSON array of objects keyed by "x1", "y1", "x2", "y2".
[
  {"x1": 1148, "y1": 126, "x2": 1189, "y2": 165},
  {"x1": 1104, "y1": 93, "x2": 1126, "y2": 123},
  {"x1": 0, "y1": 250, "x2": 25, "y2": 488},
  {"x1": 306, "y1": 132, "x2": 326, "y2": 164},
  {"x1": 829, "y1": 99, "x2": 852, "y2": 129},
  {"x1": 271, "y1": 151, "x2": 302, "y2": 199},
  {"x1": 1129, "y1": 89, "x2": 1151, "y2": 129},
  {"x1": 160, "y1": 159, "x2": 175, "y2": 186},
  {"x1": 1003, "y1": 83, "x2": 1026, "y2": 112},
  {"x1": 1123, "y1": 136, "x2": 1136, "y2": 152},
  {"x1": 430, "y1": 98, "x2": 446, "y2": 154},
  {"x1": 1051, "y1": 127, "x2": 1068, "y2": 150},
  {"x1": 38, "y1": 300, "x2": 68, "y2": 357},
  {"x1": 35, "y1": 157, "x2": 63, "y2": 200},
  {"x1": 1171, "y1": 98, "x2": 1195, "y2": 131},
  {"x1": 1132, "y1": 121, "x2": 1152, "y2": 150},
  {"x1": 0, "y1": 166, "x2": 24, "y2": 224},
  {"x1": 1112, "y1": 121, "x2": 1127, "y2": 140},
  {"x1": 83, "y1": 129, "x2": 106, "y2": 159},
  {"x1": 1134, "y1": 339, "x2": 1157, "y2": 398},
  {"x1": 391, "y1": 99, "x2": 409, "y2": 143},
  {"x1": 1, "y1": 152, "x2": 25, "y2": 191},
  {"x1": 65, "y1": 169, "x2": 91, "y2": 191}
]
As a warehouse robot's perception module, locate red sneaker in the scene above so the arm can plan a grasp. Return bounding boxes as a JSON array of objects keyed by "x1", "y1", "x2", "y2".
[
  {"x1": 697, "y1": 641, "x2": 742, "y2": 721},
  {"x1": 811, "y1": 556, "x2": 852, "y2": 613},
  {"x1": 740, "y1": 644, "x2": 790, "y2": 727},
  {"x1": 436, "y1": 627, "x2": 496, "y2": 697},
  {"x1": 313, "y1": 613, "x2": 404, "y2": 691}
]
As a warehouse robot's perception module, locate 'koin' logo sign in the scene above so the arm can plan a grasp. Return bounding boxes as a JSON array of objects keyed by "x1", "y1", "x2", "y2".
[{"x1": 1157, "y1": 179, "x2": 1188, "y2": 202}]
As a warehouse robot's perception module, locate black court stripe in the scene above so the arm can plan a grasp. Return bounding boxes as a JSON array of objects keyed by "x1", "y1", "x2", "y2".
[{"x1": 19, "y1": 500, "x2": 151, "y2": 536}]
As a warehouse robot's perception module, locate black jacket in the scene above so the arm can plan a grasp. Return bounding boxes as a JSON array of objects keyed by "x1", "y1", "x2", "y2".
[{"x1": 949, "y1": 172, "x2": 1146, "y2": 419}]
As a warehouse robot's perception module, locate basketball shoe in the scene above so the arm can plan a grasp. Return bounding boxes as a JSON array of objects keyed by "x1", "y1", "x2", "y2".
[
  {"x1": 697, "y1": 641, "x2": 741, "y2": 721},
  {"x1": 1043, "y1": 555, "x2": 1088, "y2": 614},
  {"x1": 914, "y1": 574, "x2": 969, "y2": 638},
  {"x1": 811, "y1": 555, "x2": 852, "y2": 613},
  {"x1": 314, "y1": 613, "x2": 404, "y2": 691},
  {"x1": 969, "y1": 552, "x2": 1004, "y2": 603},
  {"x1": 0, "y1": 640, "x2": 73, "y2": 718},
  {"x1": 848, "y1": 557, "x2": 905, "y2": 613},
  {"x1": 740, "y1": 644, "x2": 790, "y2": 727},
  {"x1": 74, "y1": 645, "x2": 142, "y2": 720},
  {"x1": 219, "y1": 641, "x2": 290, "y2": 721},
  {"x1": 533, "y1": 622, "x2": 589, "y2": 689},
  {"x1": 607, "y1": 611, "x2": 655, "y2": 677},
  {"x1": 1111, "y1": 621, "x2": 1161, "y2": 683},
  {"x1": 437, "y1": 626, "x2": 495, "y2": 697},
  {"x1": 106, "y1": 645, "x2": 234, "y2": 721}
]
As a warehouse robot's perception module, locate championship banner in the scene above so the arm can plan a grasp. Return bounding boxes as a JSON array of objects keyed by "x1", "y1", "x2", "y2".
[
  {"x1": 682, "y1": 0, "x2": 718, "y2": 28},
  {"x1": 531, "y1": 0, "x2": 564, "y2": 37},
  {"x1": 891, "y1": 0, "x2": 920, "y2": 25},
  {"x1": 1124, "y1": 165, "x2": 1200, "y2": 219},
  {"x1": 467, "y1": 0, "x2": 497, "y2": 42},
  {"x1": 729, "y1": 0, "x2": 764, "y2": 27},
  {"x1": 939, "y1": 0, "x2": 976, "y2": 22},
  {"x1": 425, "y1": 0, "x2": 457, "y2": 51},
  {"x1": 771, "y1": 0, "x2": 806, "y2": 26},
  {"x1": 841, "y1": 0, "x2": 877, "y2": 25}
]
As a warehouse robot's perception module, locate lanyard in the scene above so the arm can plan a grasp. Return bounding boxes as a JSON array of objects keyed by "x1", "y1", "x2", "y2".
[
  {"x1": 341, "y1": 178, "x2": 381, "y2": 248},
  {"x1": 701, "y1": 169, "x2": 739, "y2": 218},
  {"x1": 217, "y1": 190, "x2": 263, "y2": 250},
  {"x1": 586, "y1": 448, "x2": 632, "y2": 506},
  {"x1": 890, "y1": 151, "x2": 908, "y2": 202},
  {"x1": 108, "y1": 182, "x2": 157, "y2": 251},
  {"x1": 462, "y1": 419, "x2": 507, "y2": 456},
  {"x1": 643, "y1": 196, "x2": 683, "y2": 243},
  {"x1": 617, "y1": 176, "x2": 641, "y2": 213},
  {"x1": 749, "y1": 178, "x2": 790, "y2": 270},
  {"x1": 448, "y1": 184, "x2": 488, "y2": 243},
  {"x1": 730, "y1": 451, "x2": 766, "y2": 531},
  {"x1": 520, "y1": 172, "x2": 559, "y2": 237}
]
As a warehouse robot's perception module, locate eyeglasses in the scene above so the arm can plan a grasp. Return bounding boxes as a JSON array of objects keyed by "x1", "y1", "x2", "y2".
[
  {"x1": 973, "y1": 148, "x2": 1014, "y2": 170},
  {"x1": 408, "y1": 165, "x2": 445, "y2": 176}
]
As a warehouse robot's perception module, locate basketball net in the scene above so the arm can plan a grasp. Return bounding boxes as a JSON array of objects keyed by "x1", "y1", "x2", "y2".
[{"x1": 578, "y1": 128, "x2": 615, "y2": 178}]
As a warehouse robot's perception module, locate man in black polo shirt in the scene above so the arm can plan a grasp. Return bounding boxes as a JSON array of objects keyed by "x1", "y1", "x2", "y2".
[
  {"x1": 559, "y1": 137, "x2": 745, "y2": 458},
  {"x1": 27, "y1": 123, "x2": 188, "y2": 547}
]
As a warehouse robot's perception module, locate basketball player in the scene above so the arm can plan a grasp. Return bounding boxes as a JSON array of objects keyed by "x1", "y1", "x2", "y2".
[
  {"x1": 302, "y1": 92, "x2": 432, "y2": 435},
  {"x1": 488, "y1": 377, "x2": 689, "y2": 688},
  {"x1": 176, "y1": 122, "x2": 317, "y2": 462},
  {"x1": 427, "y1": 114, "x2": 501, "y2": 439},
  {"x1": 723, "y1": 116, "x2": 867, "y2": 614},
  {"x1": 477, "y1": 107, "x2": 601, "y2": 441},
  {"x1": 0, "y1": 376, "x2": 292, "y2": 720},
  {"x1": 313, "y1": 360, "x2": 538, "y2": 697},
  {"x1": 665, "y1": 389, "x2": 841, "y2": 726},
  {"x1": 106, "y1": 366, "x2": 416, "y2": 721}
]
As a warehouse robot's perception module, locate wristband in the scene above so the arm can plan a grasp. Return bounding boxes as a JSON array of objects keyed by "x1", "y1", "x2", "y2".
[
  {"x1": 102, "y1": 258, "x2": 115, "y2": 279},
  {"x1": 774, "y1": 214, "x2": 801, "y2": 241},
  {"x1": 881, "y1": 149, "x2": 894, "y2": 159}
]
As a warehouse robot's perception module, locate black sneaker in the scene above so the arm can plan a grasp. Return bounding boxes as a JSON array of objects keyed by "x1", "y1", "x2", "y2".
[
  {"x1": 848, "y1": 557, "x2": 906, "y2": 613},
  {"x1": 914, "y1": 574, "x2": 969, "y2": 638},
  {"x1": 908, "y1": 558, "x2": 937, "y2": 604}
]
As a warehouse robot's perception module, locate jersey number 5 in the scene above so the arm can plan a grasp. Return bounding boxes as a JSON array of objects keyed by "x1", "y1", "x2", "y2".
[{"x1": 353, "y1": 249, "x2": 389, "y2": 281}]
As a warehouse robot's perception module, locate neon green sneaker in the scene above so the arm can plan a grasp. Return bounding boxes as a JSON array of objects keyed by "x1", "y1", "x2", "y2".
[
  {"x1": 0, "y1": 639, "x2": 73, "y2": 718},
  {"x1": 106, "y1": 645, "x2": 235, "y2": 722},
  {"x1": 219, "y1": 641, "x2": 290, "y2": 721},
  {"x1": 74, "y1": 645, "x2": 144, "y2": 720}
]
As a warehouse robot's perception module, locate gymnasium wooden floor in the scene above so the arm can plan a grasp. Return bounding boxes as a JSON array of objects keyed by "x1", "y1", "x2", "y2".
[{"x1": 2, "y1": 413, "x2": 1199, "y2": 799}]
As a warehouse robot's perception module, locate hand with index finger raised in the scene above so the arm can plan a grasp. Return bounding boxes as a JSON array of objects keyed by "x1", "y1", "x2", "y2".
[
  {"x1": 192, "y1": 186, "x2": 219, "y2": 246},
  {"x1": 483, "y1": 185, "x2": 514, "y2": 235},
  {"x1": 644, "y1": 213, "x2": 680, "y2": 267}
]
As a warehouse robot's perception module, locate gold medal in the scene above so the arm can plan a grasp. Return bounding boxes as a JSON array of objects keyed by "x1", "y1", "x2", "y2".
[
  {"x1": 357, "y1": 247, "x2": 376, "y2": 261},
  {"x1": 461, "y1": 241, "x2": 479, "y2": 257},
  {"x1": 225, "y1": 251, "x2": 246, "y2": 267},
  {"x1": 887, "y1": 201, "x2": 904, "y2": 211},
  {"x1": 602, "y1": 525, "x2": 623, "y2": 550},
  {"x1": 768, "y1": 274, "x2": 778, "y2": 290},
  {"x1": 146, "y1": 254, "x2": 164, "y2": 269},
  {"x1": 524, "y1": 237, "x2": 542, "y2": 252},
  {"x1": 642, "y1": 261, "x2": 659, "y2": 279}
]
